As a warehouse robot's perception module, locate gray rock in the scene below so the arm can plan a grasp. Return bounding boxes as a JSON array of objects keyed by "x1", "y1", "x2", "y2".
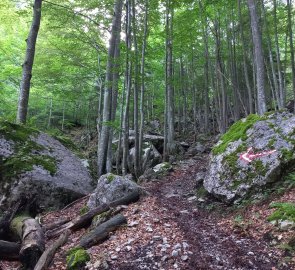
[
  {"x1": 279, "y1": 220, "x2": 295, "y2": 231},
  {"x1": 0, "y1": 123, "x2": 93, "y2": 212},
  {"x1": 139, "y1": 162, "x2": 172, "y2": 183},
  {"x1": 204, "y1": 112, "x2": 295, "y2": 202},
  {"x1": 87, "y1": 173, "x2": 140, "y2": 209}
]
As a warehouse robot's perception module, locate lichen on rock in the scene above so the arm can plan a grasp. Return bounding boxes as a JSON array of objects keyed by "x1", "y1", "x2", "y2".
[
  {"x1": 0, "y1": 121, "x2": 94, "y2": 212},
  {"x1": 204, "y1": 111, "x2": 295, "y2": 203}
]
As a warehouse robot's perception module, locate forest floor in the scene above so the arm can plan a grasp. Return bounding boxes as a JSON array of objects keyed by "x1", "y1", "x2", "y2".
[{"x1": 1, "y1": 151, "x2": 295, "y2": 270}]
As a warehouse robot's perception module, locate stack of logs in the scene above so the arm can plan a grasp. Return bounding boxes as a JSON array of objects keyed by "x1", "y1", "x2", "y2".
[{"x1": 0, "y1": 191, "x2": 140, "y2": 270}]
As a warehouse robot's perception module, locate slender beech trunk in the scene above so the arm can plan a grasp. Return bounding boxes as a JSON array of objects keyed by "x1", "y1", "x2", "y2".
[
  {"x1": 238, "y1": 0, "x2": 253, "y2": 114},
  {"x1": 164, "y1": 0, "x2": 175, "y2": 161},
  {"x1": 202, "y1": 17, "x2": 210, "y2": 133},
  {"x1": 97, "y1": 0, "x2": 123, "y2": 177},
  {"x1": 17, "y1": 0, "x2": 42, "y2": 124},
  {"x1": 139, "y1": 0, "x2": 148, "y2": 172},
  {"x1": 247, "y1": 0, "x2": 266, "y2": 115},
  {"x1": 287, "y1": 0, "x2": 295, "y2": 110},
  {"x1": 131, "y1": 0, "x2": 140, "y2": 178},
  {"x1": 106, "y1": 39, "x2": 121, "y2": 173},
  {"x1": 261, "y1": 0, "x2": 281, "y2": 110},
  {"x1": 122, "y1": 0, "x2": 132, "y2": 176},
  {"x1": 273, "y1": 0, "x2": 285, "y2": 107}
]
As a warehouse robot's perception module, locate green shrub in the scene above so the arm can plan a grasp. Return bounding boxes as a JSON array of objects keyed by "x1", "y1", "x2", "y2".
[
  {"x1": 66, "y1": 247, "x2": 90, "y2": 270},
  {"x1": 267, "y1": 202, "x2": 295, "y2": 222}
]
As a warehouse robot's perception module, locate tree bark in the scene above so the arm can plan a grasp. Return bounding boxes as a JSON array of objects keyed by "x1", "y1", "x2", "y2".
[
  {"x1": 17, "y1": 0, "x2": 42, "y2": 124},
  {"x1": 46, "y1": 190, "x2": 139, "y2": 238},
  {"x1": 34, "y1": 230, "x2": 69, "y2": 270},
  {"x1": 164, "y1": 0, "x2": 175, "y2": 160},
  {"x1": 0, "y1": 240, "x2": 20, "y2": 260},
  {"x1": 287, "y1": 0, "x2": 295, "y2": 111},
  {"x1": 79, "y1": 214, "x2": 127, "y2": 248},
  {"x1": 10, "y1": 216, "x2": 45, "y2": 270},
  {"x1": 139, "y1": 0, "x2": 148, "y2": 172},
  {"x1": 247, "y1": 0, "x2": 266, "y2": 115},
  {"x1": 97, "y1": 0, "x2": 123, "y2": 177}
]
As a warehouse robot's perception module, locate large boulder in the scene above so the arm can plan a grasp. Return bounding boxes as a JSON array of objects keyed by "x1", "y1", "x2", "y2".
[
  {"x1": 203, "y1": 112, "x2": 295, "y2": 203},
  {"x1": 87, "y1": 173, "x2": 140, "y2": 209},
  {"x1": 0, "y1": 121, "x2": 93, "y2": 212}
]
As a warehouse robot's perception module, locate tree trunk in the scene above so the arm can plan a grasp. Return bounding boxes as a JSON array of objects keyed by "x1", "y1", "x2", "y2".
[
  {"x1": 273, "y1": 0, "x2": 285, "y2": 107},
  {"x1": 79, "y1": 214, "x2": 127, "y2": 248},
  {"x1": 0, "y1": 240, "x2": 20, "y2": 260},
  {"x1": 34, "y1": 230, "x2": 69, "y2": 270},
  {"x1": 132, "y1": 0, "x2": 140, "y2": 178},
  {"x1": 17, "y1": 0, "x2": 42, "y2": 124},
  {"x1": 139, "y1": 0, "x2": 148, "y2": 172},
  {"x1": 247, "y1": 0, "x2": 266, "y2": 115},
  {"x1": 287, "y1": 0, "x2": 295, "y2": 111},
  {"x1": 10, "y1": 216, "x2": 45, "y2": 270},
  {"x1": 122, "y1": 0, "x2": 132, "y2": 176},
  {"x1": 97, "y1": 0, "x2": 123, "y2": 177},
  {"x1": 164, "y1": 0, "x2": 175, "y2": 161}
]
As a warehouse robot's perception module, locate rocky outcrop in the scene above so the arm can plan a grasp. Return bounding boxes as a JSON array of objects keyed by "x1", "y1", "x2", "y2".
[
  {"x1": 87, "y1": 173, "x2": 140, "y2": 209},
  {"x1": 0, "y1": 121, "x2": 93, "y2": 212},
  {"x1": 203, "y1": 112, "x2": 295, "y2": 203}
]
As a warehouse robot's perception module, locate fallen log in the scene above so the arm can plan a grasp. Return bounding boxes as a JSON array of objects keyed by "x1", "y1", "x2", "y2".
[
  {"x1": 80, "y1": 214, "x2": 127, "y2": 248},
  {"x1": 0, "y1": 240, "x2": 21, "y2": 260},
  {"x1": 10, "y1": 215, "x2": 45, "y2": 270},
  {"x1": 0, "y1": 199, "x2": 22, "y2": 239},
  {"x1": 47, "y1": 190, "x2": 139, "y2": 239},
  {"x1": 34, "y1": 230, "x2": 69, "y2": 270},
  {"x1": 42, "y1": 217, "x2": 71, "y2": 232}
]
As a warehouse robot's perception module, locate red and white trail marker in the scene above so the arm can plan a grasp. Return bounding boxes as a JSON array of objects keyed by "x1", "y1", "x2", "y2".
[{"x1": 239, "y1": 147, "x2": 276, "y2": 163}]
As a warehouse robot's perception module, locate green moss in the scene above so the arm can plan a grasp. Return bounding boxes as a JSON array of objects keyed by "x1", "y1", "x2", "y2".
[
  {"x1": 196, "y1": 186, "x2": 208, "y2": 198},
  {"x1": 107, "y1": 173, "x2": 115, "y2": 183},
  {"x1": 79, "y1": 205, "x2": 89, "y2": 215},
  {"x1": 0, "y1": 121, "x2": 38, "y2": 142},
  {"x1": 213, "y1": 114, "x2": 262, "y2": 155},
  {"x1": 223, "y1": 143, "x2": 247, "y2": 177},
  {"x1": 10, "y1": 214, "x2": 30, "y2": 236},
  {"x1": 66, "y1": 247, "x2": 90, "y2": 270},
  {"x1": 253, "y1": 160, "x2": 268, "y2": 176},
  {"x1": 267, "y1": 202, "x2": 295, "y2": 222},
  {"x1": 281, "y1": 149, "x2": 294, "y2": 162},
  {"x1": 0, "y1": 122, "x2": 57, "y2": 183},
  {"x1": 267, "y1": 138, "x2": 275, "y2": 148}
]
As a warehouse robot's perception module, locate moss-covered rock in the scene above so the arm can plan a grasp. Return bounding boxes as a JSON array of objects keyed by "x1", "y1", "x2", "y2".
[
  {"x1": 66, "y1": 247, "x2": 90, "y2": 270},
  {"x1": 0, "y1": 121, "x2": 94, "y2": 212},
  {"x1": 204, "y1": 111, "x2": 295, "y2": 203}
]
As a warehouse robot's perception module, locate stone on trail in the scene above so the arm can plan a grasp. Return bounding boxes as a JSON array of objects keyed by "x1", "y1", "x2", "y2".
[
  {"x1": 87, "y1": 173, "x2": 140, "y2": 209},
  {"x1": 203, "y1": 112, "x2": 295, "y2": 203}
]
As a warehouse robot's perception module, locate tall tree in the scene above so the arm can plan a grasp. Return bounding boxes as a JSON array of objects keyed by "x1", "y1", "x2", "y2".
[
  {"x1": 97, "y1": 0, "x2": 123, "y2": 177},
  {"x1": 164, "y1": 0, "x2": 175, "y2": 161},
  {"x1": 247, "y1": 0, "x2": 266, "y2": 115},
  {"x1": 16, "y1": 0, "x2": 43, "y2": 124},
  {"x1": 287, "y1": 0, "x2": 295, "y2": 111}
]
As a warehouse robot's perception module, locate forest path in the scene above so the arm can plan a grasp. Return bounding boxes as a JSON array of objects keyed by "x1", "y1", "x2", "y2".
[
  {"x1": 4, "y1": 153, "x2": 290, "y2": 270},
  {"x1": 105, "y1": 155, "x2": 287, "y2": 270}
]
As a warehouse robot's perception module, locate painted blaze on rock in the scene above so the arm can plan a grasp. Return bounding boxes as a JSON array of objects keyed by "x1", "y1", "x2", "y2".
[{"x1": 204, "y1": 112, "x2": 295, "y2": 202}]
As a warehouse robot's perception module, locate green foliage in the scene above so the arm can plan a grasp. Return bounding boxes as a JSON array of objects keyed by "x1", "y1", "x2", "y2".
[
  {"x1": 0, "y1": 121, "x2": 57, "y2": 182},
  {"x1": 212, "y1": 114, "x2": 262, "y2": 155},
  {"x1": 107, "y1": 173, "x2": 116, "y2": 183},
  {"x1": 267, "y1": 202, "x2": 295, "y2": 222},
  {"x1": 79, "y1": 205, "x2": 89, "y2": 215},
  {"x1": 66, "y1": 247, "x2": 90, "y2": 270}
]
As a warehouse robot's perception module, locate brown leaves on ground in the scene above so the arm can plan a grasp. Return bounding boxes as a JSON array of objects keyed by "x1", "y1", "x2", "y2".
[{"x1": 1, "y1": 153, "x2": 295, "y2": 270}]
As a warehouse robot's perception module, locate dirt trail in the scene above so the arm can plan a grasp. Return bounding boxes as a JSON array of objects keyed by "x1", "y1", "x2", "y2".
[
  {"x1": 107, "y1": 155, "x2": 288, "y2": 270},
  {"x1": 1, "y1": 153, "x2": 291, "y2": 270}
]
